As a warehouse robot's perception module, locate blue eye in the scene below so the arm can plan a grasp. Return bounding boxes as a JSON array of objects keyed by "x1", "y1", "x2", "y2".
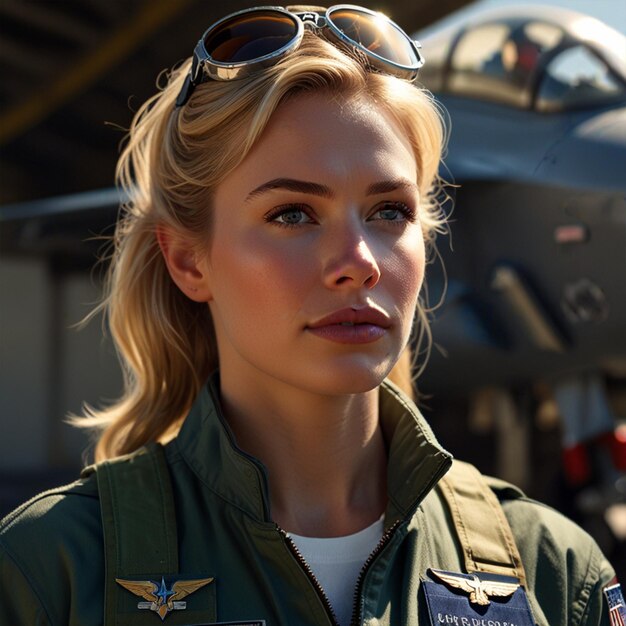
[
  {"x1": 265, "y1": 204, "x2": 315, "y2": 228},
  {"x1": 277, "y1": 209, "x2": 307, "y2": 224},
  {"x1": 370, "y1": 202, "x2": 416, "y2": 223}
]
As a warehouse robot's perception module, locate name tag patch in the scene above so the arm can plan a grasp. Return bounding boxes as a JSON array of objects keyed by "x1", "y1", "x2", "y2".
[{"x1": 422, "y1": 569, "x2": 535, "y2": 626}]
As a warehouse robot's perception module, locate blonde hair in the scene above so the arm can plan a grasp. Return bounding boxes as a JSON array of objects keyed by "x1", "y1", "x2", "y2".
[{"x1": 79, "y1": 33, "x2": 447, "y2": 461}]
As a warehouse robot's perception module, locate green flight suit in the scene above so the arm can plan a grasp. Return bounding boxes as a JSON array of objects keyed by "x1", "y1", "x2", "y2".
[{"x1": 0, "y1": 378, "x2": 616, "y2": 625}]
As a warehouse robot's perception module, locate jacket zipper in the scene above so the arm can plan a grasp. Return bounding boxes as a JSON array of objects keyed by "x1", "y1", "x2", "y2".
[
  {"x1": 278, "y1": 526, "x2": 341, "y2": 626},
  {"x1": 277, "y1": 454, "x2": 453, "y2": 625},
  {"x1": 280, "y1": 520, "x2": 401, "y2": 626},
  {"x1": 349, "y1": 455, "x2": 453, "y2": 625},
  {"x1": 349, "y1": 519, "x2": 401, "y2": 626}
]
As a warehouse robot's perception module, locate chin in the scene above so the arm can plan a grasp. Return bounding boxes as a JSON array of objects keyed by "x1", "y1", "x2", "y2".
[{"x1": 297, "y1": 358, "x2": 395, "y2": 396}]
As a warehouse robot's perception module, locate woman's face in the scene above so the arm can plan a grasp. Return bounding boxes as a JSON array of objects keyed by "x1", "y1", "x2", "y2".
[{"x1": 199, "y1": 92, "x2": 426, "y2": 395}]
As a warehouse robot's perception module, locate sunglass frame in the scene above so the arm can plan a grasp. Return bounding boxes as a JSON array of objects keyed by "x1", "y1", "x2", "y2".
[{"x1": 176, "y1": 4, "x2": 424, "y2": 107}]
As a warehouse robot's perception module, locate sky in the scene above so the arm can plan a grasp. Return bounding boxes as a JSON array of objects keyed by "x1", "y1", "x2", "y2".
[{"x1": 417, "y1": 0, "x2": 626, "y2": 37}]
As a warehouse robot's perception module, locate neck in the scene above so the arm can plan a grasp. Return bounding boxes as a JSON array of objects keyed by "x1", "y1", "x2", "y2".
[{"x1": 218, "y1": 370, "x2": 387, "y2": 537}]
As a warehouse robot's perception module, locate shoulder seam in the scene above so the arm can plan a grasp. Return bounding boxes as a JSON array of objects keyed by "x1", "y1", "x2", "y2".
[
  {"x1": 1, "y1": 488, "x2": 99, "y2": 531},
  {"x1": 482, "y1": 476, "x2": 525, "y2": 499},
  {"x1": 571, "y1": 539, "x2": 601, "y2": 626}
]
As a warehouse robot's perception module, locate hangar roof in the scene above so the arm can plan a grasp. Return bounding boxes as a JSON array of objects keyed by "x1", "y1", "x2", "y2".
[{"x1": 0, "y1": 0, "x2": 473, "y2": 206}]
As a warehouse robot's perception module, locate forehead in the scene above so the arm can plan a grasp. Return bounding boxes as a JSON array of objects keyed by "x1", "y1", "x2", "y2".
[{"x1": 217, "y1": 93, "x2": 418, "y2": 196}]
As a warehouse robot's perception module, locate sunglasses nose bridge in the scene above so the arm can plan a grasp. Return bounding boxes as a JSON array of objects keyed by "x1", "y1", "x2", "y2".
[{"x1": 295, "y1": 11, "x2": 327, "y2": 30}]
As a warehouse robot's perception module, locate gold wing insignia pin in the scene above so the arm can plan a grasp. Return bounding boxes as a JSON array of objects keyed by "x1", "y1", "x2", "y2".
[
  {"x1": 116, "y1": 575, "x2": 214, "y2": 621},
  {"x1": 429, "y1": 569, "x2": 519, "y2": 606}
]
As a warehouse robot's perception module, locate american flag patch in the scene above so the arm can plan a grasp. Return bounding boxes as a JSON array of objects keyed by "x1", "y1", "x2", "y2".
[{"x1": 605, "y1": 583, "x2": 626, "y2": 626}]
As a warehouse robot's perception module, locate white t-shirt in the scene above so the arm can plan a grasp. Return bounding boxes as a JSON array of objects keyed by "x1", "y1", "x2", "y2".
[{"x1": 288, "y1": 516, "x2": 384, "y2": 626}]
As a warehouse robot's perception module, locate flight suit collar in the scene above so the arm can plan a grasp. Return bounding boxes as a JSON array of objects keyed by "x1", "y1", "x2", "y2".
[
  {"x1": 175, "y1": 374, "x2": 452, "y2": 525},
  {"x1": 380, "y1": 382, "x2": 453, "y2": 525}
]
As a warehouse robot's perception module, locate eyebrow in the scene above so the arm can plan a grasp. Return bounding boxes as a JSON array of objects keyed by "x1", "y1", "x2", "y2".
[
  {"x1": 245, "y1": 178, "x2": 334, "y2": 202},
  {"x1": 245, "y1": 177, "x2": 419, "y2": 203},
  {"x1": 366, "y1": 178, "x2": 419, "y2": 196}
]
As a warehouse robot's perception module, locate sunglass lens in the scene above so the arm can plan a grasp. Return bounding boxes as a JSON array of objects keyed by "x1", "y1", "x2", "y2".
[
  {"x1": 328, "y1": 9, "x2": 418, "y2": 68},
  {"x1": 204, "y1": 12, "x2": 299, "y2": 63}
]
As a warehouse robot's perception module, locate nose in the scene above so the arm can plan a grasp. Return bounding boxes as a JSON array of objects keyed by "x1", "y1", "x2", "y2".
[{"x1": 322, "y1": 232, "x2": 381, "y2": 290}]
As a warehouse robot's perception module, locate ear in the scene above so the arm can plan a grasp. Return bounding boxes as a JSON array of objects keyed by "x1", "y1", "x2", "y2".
[{"x1": 156, "y1": 225, "x2": 213, "y2": 302}]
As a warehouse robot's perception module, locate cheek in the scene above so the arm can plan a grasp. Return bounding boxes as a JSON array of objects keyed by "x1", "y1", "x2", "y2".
[
  {"x1": 208, "y1": 231, "x2": 313, "y2": 325},
  {"x1": 387, "y1": 230, "x2": 426, "y2": 308}
]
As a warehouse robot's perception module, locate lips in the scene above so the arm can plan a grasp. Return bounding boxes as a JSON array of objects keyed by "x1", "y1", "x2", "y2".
[
  {"x1": 306, "y1": 307, "x2": 391, "y2": 344},
  {"x1": 308, "y1": 307, "x2": 391, "y2": 329}
]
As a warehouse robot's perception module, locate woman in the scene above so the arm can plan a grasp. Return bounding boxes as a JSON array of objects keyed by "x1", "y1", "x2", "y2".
[{"x1": 0, "y1": 6, "x2": 617, "y2": 625}]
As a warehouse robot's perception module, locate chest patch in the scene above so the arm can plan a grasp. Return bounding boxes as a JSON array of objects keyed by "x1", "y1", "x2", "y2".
[
  {"x1": 422, "y1": 569, "x2": 535, "y2": 626},
  {"x1": 116, "y1": 576, "x2": 214, "y2": 621},
  {"x1": 604, "y1": 582, "x2": 626, "y2": 626}
]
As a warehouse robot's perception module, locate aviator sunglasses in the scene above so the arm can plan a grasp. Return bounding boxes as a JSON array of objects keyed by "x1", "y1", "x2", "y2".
[{"x1": 175, "y1": 4, "x2": 424, "y2": 106}]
